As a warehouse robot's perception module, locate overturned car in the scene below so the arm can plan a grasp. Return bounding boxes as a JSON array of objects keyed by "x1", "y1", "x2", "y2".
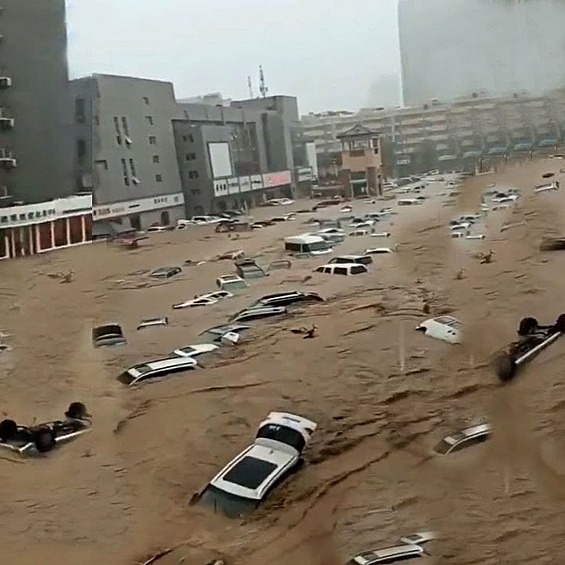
[
  {"x1": 493, "y1": 315, "x2": 565, "y2": 382},
  {"x1": 0, "y1": 402, "x2": 92, "y2": 455},
  {"x1": 192, "y1": 412, "x2": 317, "y2": 518}
]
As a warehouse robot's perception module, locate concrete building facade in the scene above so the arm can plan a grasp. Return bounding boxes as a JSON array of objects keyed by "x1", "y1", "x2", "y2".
[
  {"x1": 0, "y1": 0, "x2": 72, "y2": 204},
  {"x1": 69, "y1": 75, "x2": 185, "y2": 230},
  {"x1": 399, "y1": 0, "x2": 565, "y2": 106},
  {"x1": 301, "y1": 89, "x2": 565, "y2": 176}
]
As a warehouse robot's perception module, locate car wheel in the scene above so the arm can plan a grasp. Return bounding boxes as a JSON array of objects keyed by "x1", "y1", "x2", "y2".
[
  {"x1": 554, "y1": 314, "x2": 565, "y2": 333},
  {"x1": 32, "y1": 426, "x2": 56, "y2": 453},
  {"x1": 0, "y1": 419, "x2": 17, "y2": 442},
  {"x1": 518, "y1": 317, "x2": 539, "y2": 336},
  {"x1": 494, "y1": 352, "x2": 517, "y2": 382}
]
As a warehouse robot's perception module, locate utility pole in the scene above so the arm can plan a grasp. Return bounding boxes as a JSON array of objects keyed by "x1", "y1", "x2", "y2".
[{"x1": 247, "y1": 76, "x2": 254, "y2": 98}]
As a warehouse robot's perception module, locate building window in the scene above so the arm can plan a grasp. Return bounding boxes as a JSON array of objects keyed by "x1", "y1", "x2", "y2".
[
  {"x1": 188, "y1": 170, "x2": 199, "y2": 179},
  {"x1": 19, "y1": 214, "x2": 25, "y2": 220},
  {"x1": 10, "y1": 214, "x2": 16, "y2": 221},
  {"x1": 155, "y1": 174, "x2": 163, "y2": 182},
  {"x1": 145, "y1": 116, "x2": 154, "y2": 125},
  {"x1": 93, "y1": 115, "x2": 99, "y2": 125},
  {"x1": 152, "y1": 155, "x2": 160, "y2": 163},
  {"x1": 185, "y1": 152, "x2": 196, "y2": 161},
  {"x1": 75, "y1": 98, "x2": 86, "y2": 123},
  {"x1": 188, "y1": 134, "x2": 194, "y2": 142},
  {"x1": 0, "y1": 216, "x2": 6, "y2": 223},
  {"x1": 95, "y1": 159, "x2": 108, "y2": 170},
  {"x1": 142, "y1": 96, "x2": 149, "y2": 105},
  {"x1": 149, "y1": 135, "x2": 157, "y2": 145},
  {"x1": 129, "y1": 158, "x2": 137, "y2": 177},
  {"x1": 76, "y1": 139, "x2": 86, "y2": 163},
  {"x1": 121, "y1": 116, "x2": 129, "y2": 137},
  {"x1": 114, "y1": 116, "x2": 122, "y2": 144},
  {"x1": 121, "y1": 158, "x2": 129, "y2": 186}
]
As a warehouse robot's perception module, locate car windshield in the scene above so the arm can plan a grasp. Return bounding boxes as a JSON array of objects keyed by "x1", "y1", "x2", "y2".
[
  {"x1": 308, "y1": 241, "x2": 330, "y2": 252},
  {"x1": 116, "y1": 371, "x2": 138, "y2": 385},
  {"x1": 223, "y1": 456, "x2": 278, "y2": 489},
  {"x1": 256, "y1": 423, "x2": 306, "y2": 452}
]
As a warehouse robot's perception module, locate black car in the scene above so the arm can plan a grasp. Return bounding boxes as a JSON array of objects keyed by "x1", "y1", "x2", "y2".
[{"x1": 92, "y1": 324, "x2": 127, "y2": 347}]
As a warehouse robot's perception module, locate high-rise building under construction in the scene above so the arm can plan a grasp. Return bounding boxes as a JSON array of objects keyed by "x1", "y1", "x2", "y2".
[{"x1": 399, "y1": 0, "x2": 565, "y2": 106}]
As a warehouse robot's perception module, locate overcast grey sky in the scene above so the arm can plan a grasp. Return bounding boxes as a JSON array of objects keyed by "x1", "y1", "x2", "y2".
[{"x1": 66, "y1": 0, "x2": 401, "y2": 113}]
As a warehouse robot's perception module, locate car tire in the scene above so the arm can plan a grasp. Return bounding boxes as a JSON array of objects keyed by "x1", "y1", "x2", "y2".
[
  {"x1": 554, "y1": 314, "x2": 565, "y2": 333},
  {"x1": 0, "y1": 419, "x2": 18, "y2": 442},
  {"x1": 518, "y1": 317, "x2": 539, "y2": 336},
  {"x1": 32, "y1": 426, "x2": 56, "y2": 453},
  {"x1": 494, "y1": 352, "x2": 517, "y2": 382}
]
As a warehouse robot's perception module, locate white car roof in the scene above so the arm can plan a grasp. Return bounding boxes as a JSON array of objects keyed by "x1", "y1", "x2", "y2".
[
  {"x1": 174, "y1": 343, "x2": 218, "y2": 356},
  {"x1": 133, "y1": 357, "x2": 197, "y2": 372},
  {"x1": 399, "y1": 531, "x2": 437, "y2": 545},
  {"x1": 352, "y1": 544, "x2": 423, "y2": 564},
  {"x1": 217, "y1": 274, "x2": 243, "y2": 282},
  {"x1": 260, "y1": 412, "x2": 317, "y2": 437},
  {"x1": 210, "y1": 442, "x2": 296, "y2": 501},
  {"x1": 365, "y1": 248, "x2": 393, "y2": 254},
  {"x1": 318, "y1": 263, "x2": 366, "y2": 269}
]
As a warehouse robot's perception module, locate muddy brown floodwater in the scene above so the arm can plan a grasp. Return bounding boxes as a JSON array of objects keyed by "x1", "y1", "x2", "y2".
[{"x1": 1, "y1": 159, "x2": 565, "y2": 565}]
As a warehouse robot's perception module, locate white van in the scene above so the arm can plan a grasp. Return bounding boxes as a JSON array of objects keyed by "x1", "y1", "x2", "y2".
[
  {"x1": 284, "y1": 235, "x2": 332, "y2": 255},
  {"x1": 314, "y1": 263, "x2": 368, "y2": 276}
]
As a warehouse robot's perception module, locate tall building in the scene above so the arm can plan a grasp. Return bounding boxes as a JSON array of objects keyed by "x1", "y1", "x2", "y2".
[
  {"x1": 399, "y1": 0, "x2": 565, "y2": 106},
  {"x1": 0, "y1": 0, "x2": 72, "y2": 204},
  {"x1": 301, "y1": 89, "x2": 565, "y2": 175}
]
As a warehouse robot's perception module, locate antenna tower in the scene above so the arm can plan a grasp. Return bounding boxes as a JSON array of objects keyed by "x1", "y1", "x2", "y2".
[
  {"x1": 247, "y1": 76, "x2": 254, "y2": 98},
  {"x1": 259, "y1": 65, "x2": 268, "y2": 98}
]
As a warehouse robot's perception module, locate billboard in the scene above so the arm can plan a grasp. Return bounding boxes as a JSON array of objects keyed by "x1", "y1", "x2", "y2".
[
  {"x1": 262, "y1": 170, "x2": 292, "y2": 188},
  {"x1": 208, "y1": 142, "x2": 233, "y2": 179}
]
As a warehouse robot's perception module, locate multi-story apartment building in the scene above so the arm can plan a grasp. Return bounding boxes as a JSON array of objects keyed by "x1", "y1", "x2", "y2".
[
  {"x1": 398, "y1": 0, "x2": 565, "y2": 107},
  {"x1": 301, "y1": 89, "x2": 565, "y2": 176},
  {"x1": 70, "y1": 74, "x2": 306, "y2": 228},
  {"x1": 0, "y1": 0, "x2": 72, "y2": 204}
]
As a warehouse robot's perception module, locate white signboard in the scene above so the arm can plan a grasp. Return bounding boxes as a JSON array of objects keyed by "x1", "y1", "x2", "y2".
[
  {"x1": 228, "y1": 177, "x2": 240, "y2": 195},
  {"x1": 213, "y1": 179, "x2": 229, "y2": 197},
  {"x1": 239, "y1": 176, "x2": 251, "y2": 193},
  {"x1": 208, "y1": 142, "x2": 233, "y2": 179},
  {"x1": 250, "y1": 175, "x2": 263, "y2": 191}
]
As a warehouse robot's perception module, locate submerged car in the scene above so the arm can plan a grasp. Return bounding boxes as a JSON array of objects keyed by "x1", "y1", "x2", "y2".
[
  {"x1": 150, "y1": 266, "x2": 182, "y2": 279},
  {"x1": 171, "y1": 343, "x2": 219, "y2": 359},
  {"x1": 433, "y1": 422, "x2": 491, "y2": 455},
  {"x1": 230, "y1": 306, "x2": 287, "y2": 323},
  {"x1": 172, "y1": 296, "x2": 219, "y2": 309},
  {"x1": 137, "y1": 317, "x2": 169, "y2": 330},
  {"x1": 346, "y1": 544, "x2": 424, "y2": 565},
  {"x1": 0, "y1": 402, "x2": 92, "y2": 455},
  {"x1": 216, "y1": 274, "x2": 248, "y2": 292},
  {"x1": 398, "y1": 532, "x2": 437, "y2": 546},
  {"x1": 250, "y1": 291, "x2": 324, "y2": 308},
  {"x1": 415, "y1": 315, "x2": 462, "y2": 344},
  {"x1": 117, "y1": 357, "x2": 197, "y2": 387},
  {"x1": 193, "y1": 412, "x2": 317, "y2": 517},
  {"x1": 92, "y1": 324, "x2": 127, "y2": 348},
  {"x1": 198, "y1": 324, "x2": 252, "y2": 345}
]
